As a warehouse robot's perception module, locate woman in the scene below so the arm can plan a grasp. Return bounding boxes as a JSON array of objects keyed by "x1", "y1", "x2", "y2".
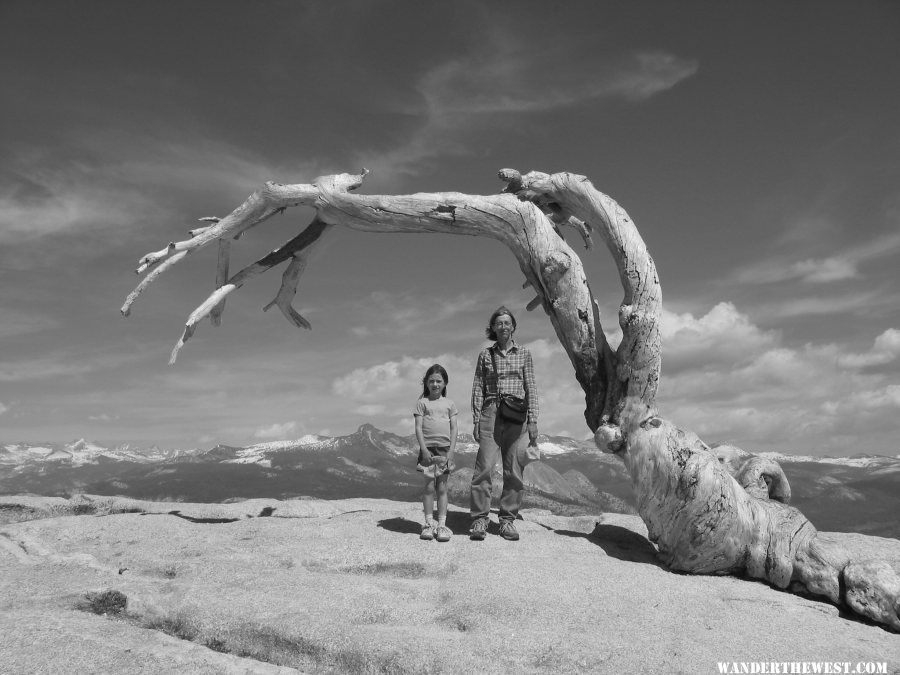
[{"x1": 469, "y1": 306, "x2": 539, "y2": 541}]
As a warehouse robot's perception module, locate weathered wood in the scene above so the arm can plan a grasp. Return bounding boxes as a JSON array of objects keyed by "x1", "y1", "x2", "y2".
[
  {"x1": 210, "y1": 238, "x2": 230, "y2": 327},
  {"x1": 122, "y1": 167, "x2": 900, "y2": 631}
]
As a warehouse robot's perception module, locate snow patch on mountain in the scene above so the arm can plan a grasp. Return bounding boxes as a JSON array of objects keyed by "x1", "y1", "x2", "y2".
[
  {"x1": 757, "y1": 451, "x2": 898, "y2": 469},
  {"x1": 537, "y1": 440, "x2": 580, "y2": 456}
]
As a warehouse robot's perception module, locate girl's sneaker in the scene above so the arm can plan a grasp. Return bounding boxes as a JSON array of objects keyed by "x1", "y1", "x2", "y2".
[
  {"x1": 435, "y1": 525, "x2": 452, "y2": 542},
  {"x1": 420, "y1": 522, "x2": 435, "y2": 540}
]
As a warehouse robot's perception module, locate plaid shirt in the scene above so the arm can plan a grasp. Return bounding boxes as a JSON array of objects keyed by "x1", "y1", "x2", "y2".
[{"x1": 471, "y1": 340, "x2": 539, "y2": 425}]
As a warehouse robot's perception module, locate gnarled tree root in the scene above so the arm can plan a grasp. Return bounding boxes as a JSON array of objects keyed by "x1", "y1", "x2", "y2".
[{"x1": 616, "y1": 415, "x2": 900, "y2": 631}]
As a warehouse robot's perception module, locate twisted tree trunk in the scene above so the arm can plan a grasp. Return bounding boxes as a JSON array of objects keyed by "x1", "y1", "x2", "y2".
[{"x1": 122, "y1": 168, "x2": 900, "y2": 631}]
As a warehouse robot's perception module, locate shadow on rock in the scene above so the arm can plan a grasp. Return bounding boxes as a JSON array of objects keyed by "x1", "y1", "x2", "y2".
[
  {"x1": 377, "y1": 517, "x2": 421, "y2": 535},
  {"x1": 167, "y1": 510, "x2": 239, "y2": 524},
  {"x1": 377, "y1": 511, "x2": 471, "y2": 536},
  {"x1": 554, "y1": 523, "x2": 663, "y2": 567}
]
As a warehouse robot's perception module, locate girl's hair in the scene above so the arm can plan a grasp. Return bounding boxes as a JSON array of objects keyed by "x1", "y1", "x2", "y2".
[
  {"x1": 421, "y1": 363, "x2": 449, "y2": 398},
  {"x1": 485, "y1": 305, "x2": 517, "y2": 341}
]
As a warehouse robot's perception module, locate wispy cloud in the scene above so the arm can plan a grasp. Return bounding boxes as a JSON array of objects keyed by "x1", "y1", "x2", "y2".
[
  {"x1": 0, "y1": 132, "x2": 321, "y2": 246},
  {"x1": 0, "y1": 350, "x2": 134, "y2": 382},
  {"x1": 0, "y1": 309, "x2": 57, "y2": 339},
  {"x1": 0, "y1": 401, "x2": 8, "y2": 415},
  {"x1": 347, "y1": 290, "x2": 489, "y2": 338},
  {"x1": 358, "y1": 37, "x2": 697, "y2": 181},
  {"x1": 754, "y1": 289, "x2": 894, "y2": 320},
  {"x1": 417, "y1": 50, "x2": 698, "y2": 116},
  {"x1": 0, "y1": 165, "x2": 157, "y2": 245},
  {"x1": 731, "y1": 231, "x2": 900, "y2": 285}
]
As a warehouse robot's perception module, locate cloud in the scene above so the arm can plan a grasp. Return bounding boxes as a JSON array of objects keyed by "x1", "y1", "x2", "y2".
[
  {"x1": 657, "y1": 306, "x2": 900, "y2": 454},
  {"x1": 732, "y1": 257, "x2": 856, "y2": 285},
  {"x1": 660, "y1": 302, "x2": 779, "y2": 372},
  {"x1": 331, "y1": 338, "x2": 594, "y2": 439},
  {"x1": 329, "y1": 321, "x2": 601, "y2": 439},
  {"x1": 0, "y1": 168, "x2": 157, "y2": 245},
  {"x1": 0, "y1": 351, "x2": 133, "y2": 382},
  {"x1": 0, "y1": 132, "x2": 321, "y2": 245},
  {"x1": 357, "y1": 291, "x2": 423, "y2": 326},
  {"x1": 0, "y1": 309, "x2": 57, "y2": 338},
  {"x1": 345, "y1": 290, "x2": 490, "y2": 338},
  {"x1": 394, "y1": 416, "x2": 415, "y2": 435},
  {"x1": 521, "y1": 338, "x2": 565, "y2": 361},
  {"x1": 332, "y1": 353, "x2": 473, "y2": 404},
  {"x1": 873, "y1": 327, "x2": 900, "y2": 353},
  {"x1": 0, "y1": 401, "x2": 8, "y2": 415},
  {"x1": 821, "y1": 384, "x2": 900, "y2": 417},
  {"x1": 837, "y1": 328, "x2": 900, "y2": 368},
  {"x1": 417, "y1": 50, "x2": 698, "y2": 116},
  {"x1": 253, "y1": 422, "x2": 298, "y2": 439},
  {"x1": 755, "y1": 290, "x2": 890, "y2": 320},
  {"x1": 731, "y1": 231, "x2": 900, "y2": 286},
  {"x1": 519, "y1": 337, "x2": 595, "y2": 438},
  {"x1": 360, "y1": 40, "x2": 697, "y2": 180},
  {"x1": 88, "y1": 413, "x2": 117, "y2": 422}
]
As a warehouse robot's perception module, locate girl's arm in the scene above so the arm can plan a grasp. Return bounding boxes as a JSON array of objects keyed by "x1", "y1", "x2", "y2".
[
  {"x1": 448, "y1": 413, "x2": 458, "y2": 460},
  {"x1": 414, "y1": 413, "x2": 430, "y2": 463}
]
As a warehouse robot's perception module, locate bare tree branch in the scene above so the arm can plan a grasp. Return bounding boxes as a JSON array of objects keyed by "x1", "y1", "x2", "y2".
[{"x1": 122, "y1": 166, "x2": 900, "y2": 631}]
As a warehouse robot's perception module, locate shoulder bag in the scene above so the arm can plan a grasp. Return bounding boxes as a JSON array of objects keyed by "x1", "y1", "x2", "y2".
[{"x1": 491, "y1": 348, "x2": 527, "y2": 425}]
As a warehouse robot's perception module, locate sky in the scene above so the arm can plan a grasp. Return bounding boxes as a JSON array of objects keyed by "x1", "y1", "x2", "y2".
[{"x1": 1, "y1": 1, "x2": 899, "y2": 457}]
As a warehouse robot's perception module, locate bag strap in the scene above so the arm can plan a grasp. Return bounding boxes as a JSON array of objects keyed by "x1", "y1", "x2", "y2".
[{"x1": 490, "y1": 347, "x2": 501, "y2": 398}]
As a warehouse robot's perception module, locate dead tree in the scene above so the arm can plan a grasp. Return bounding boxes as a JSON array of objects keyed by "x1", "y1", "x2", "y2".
[{"x1": 122, "y1": 168, "x2": 900, "y2": 630}]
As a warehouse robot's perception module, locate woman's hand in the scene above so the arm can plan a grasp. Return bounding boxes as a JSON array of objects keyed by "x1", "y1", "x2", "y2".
[
  {"x1": 527, "y1": 422, "x2": 538, "y2": 444},
  {"x1": 473, "y1": 422, "x2": 480, "y2": 442}
]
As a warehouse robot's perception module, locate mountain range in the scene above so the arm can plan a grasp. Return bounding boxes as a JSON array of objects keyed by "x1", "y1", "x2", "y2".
[{"x1": 3, "y1": 424, "x2": 898, "y2": 538}]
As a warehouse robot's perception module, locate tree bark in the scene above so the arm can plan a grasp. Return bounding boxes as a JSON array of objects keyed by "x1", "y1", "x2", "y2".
[{"x1": 122, "y1": 168, "x2": 900, "y2": 631}]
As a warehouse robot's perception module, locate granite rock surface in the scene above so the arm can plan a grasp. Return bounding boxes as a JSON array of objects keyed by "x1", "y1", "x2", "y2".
[{"x1": 1, "y1": 494, "x2": 898, "y2": 674}]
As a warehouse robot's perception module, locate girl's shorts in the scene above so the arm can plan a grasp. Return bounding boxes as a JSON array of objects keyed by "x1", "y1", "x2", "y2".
[{"x1": 416, "y1": 445, "x2": 455, "y2": 477}]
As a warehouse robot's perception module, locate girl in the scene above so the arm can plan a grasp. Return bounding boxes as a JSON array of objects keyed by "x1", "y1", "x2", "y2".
[{"x1": 414, "y1": 363, "x2": 458, "y2": 542}]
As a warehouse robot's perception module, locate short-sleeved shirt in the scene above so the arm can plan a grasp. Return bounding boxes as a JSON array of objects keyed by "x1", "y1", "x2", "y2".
[{"x1": 414, "y1": 396, "x2": 458, "y2": 447}]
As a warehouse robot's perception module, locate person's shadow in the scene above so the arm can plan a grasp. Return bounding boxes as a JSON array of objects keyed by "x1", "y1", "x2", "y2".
[{"x1": 377, "y1": 509, "x2": 472, "y2": 536}]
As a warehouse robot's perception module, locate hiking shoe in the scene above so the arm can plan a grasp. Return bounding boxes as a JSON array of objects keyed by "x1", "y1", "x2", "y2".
[
  {"x1": 435, "y1": 525, "x2": 452, "y2": 542},
  {"x1": 420, "y1": 522, "x2": 435, "y2": 540},
  {"x1": 499, "y1": 520, "x2": 519, "y2": 541},
  {"x1": 469, "y1": 517, "x2": 488, "y2": 541}
]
